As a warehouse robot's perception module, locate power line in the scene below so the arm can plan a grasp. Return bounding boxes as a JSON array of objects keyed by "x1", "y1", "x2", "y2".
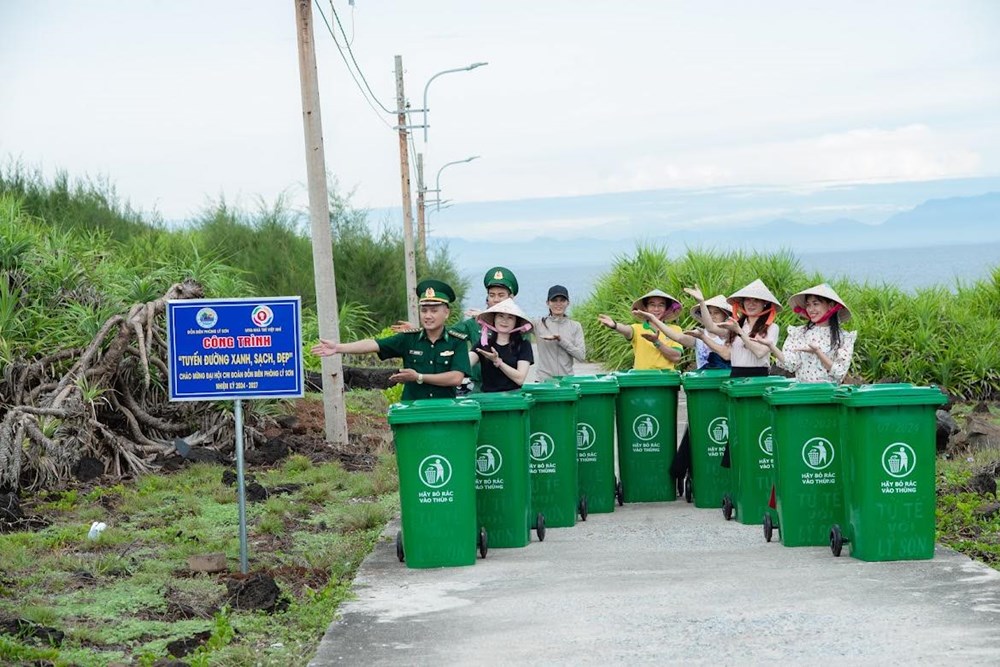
[
  {"x1": 326, "y1": 0, "x2": 395, "y2": 115},
  {"x1": 313, "y1": 1, "x2": 393, "y2": 129}
]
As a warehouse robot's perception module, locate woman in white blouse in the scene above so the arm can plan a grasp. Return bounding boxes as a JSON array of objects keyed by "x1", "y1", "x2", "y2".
[
  {"x1": 766, "y1": 283, "x2": 856, "y2": 383},
  {"x1": 686, "y1": 279, "x2": 782, "y2": 379}
]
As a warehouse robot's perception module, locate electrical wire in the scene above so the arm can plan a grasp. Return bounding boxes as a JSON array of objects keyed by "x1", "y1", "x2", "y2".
[
  {"x1": 326, "y1": 0, "x2": 394, "y2": 115},
  {"x1": 313, "y1": 0, "x2": 393, "y2": 129}
]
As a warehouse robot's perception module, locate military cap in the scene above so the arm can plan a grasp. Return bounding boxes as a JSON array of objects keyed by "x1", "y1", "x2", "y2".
[
  {"x1": 483, "y1": 266, "x2": 519, "y2": 295},
  {"x1": 416, "y1": 279, "x2": 456, "y2": 304}
]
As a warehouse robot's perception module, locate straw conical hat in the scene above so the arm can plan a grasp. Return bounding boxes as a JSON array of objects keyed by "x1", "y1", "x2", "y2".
[
  {"x1": 728, "y1": 279, "x2": 782, "y2": 312},
  {"x1": 631, "y1": 289, "x2": 681, "y2": 316},
  {"x1": 690, "y1": 294, "x2": 734, "y2": 322},
  {"x1": 788, "y1": 283, "x2": 852, "y2": 323},
  {"x1": 477, "y1": 298, "x2": 531, "y2": 328}
]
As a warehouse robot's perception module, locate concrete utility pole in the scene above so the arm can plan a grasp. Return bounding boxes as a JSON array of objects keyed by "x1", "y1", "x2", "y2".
[
  {"x1": 395, "y1": 55, "x2": 419, "y2": 324},
  {"x1": 416, "y1": 152, "x2": 426, "y2": 262},
  {"x1": 294, "y1": 0, "x2": 347, "y2": 445}
]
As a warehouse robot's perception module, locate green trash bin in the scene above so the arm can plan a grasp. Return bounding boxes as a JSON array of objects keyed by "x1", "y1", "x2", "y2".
[
  {"x1": 764, "y1": 383, "x2": 844, "y2": 546},
  {"x1": 720, "y1": 376, "x2": 795, "y2": 524},
  {"x1": 469, "y1": 392, "x2": 545, "y2": 547},
  {"x1": 387, "y1": 399, "x2": 486, "y2": 568},
  {"x1": 681, "y1": 369, "x2": 735, "y2": 510},
  {"x1": 521, "y1": 383, "x2": 583, "y2": 527},
  {"x1": 559, "y1": 374, "x2": 620, "y2": 513},
  {"x1": 614, "y1": 370, "x2": 681, "y2": 503},
  {"x1": 829, "y1": 384, "x2": 947, "y2": 561}
]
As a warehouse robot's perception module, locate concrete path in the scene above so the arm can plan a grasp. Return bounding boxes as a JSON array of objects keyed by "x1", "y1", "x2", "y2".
[
  {"x1": 310, "y1": 505, "x2": 1000, "y2": 666},
  {"x1": 309, "y1": 361, "x2": 1000, "y2": 665}
]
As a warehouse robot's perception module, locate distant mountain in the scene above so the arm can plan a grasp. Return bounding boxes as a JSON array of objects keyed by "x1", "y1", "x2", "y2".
[{"x1": 440, "y1": 191, "x2": 1000, "y2": 270}]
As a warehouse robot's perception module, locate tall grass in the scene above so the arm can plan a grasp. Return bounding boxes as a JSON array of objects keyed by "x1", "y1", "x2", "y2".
[
  {"x1": 576, "y1": 243, "x2": 1000, "y2": 399},
  {"x1": 0, "y1": 165, "x2": 468, "y2": 334}
]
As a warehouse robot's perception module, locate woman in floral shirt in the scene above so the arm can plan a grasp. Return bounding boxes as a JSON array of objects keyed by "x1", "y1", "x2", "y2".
[{"x1": 767, "y1": 283, "x2": 856, "y2": 383}]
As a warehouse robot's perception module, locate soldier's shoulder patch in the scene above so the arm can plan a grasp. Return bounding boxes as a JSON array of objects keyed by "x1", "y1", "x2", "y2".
[{"x1": 448, "y1": 329, "x2": 469, "y2": 340}]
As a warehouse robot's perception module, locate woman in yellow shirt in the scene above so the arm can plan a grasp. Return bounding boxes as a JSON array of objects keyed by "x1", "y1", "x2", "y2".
[{"x1": 597, "y1": 289, "x2": 684, "y2": 370}]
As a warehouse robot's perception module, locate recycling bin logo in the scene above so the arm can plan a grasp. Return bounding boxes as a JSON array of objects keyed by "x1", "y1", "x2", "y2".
[
  {"x1": 707, "y1": 417, "x2": 729, "y2": 445},
  {"x1": 577, "y1": 423, "x2": 597, "y2": 451},
  {"x1": 529, "y1": 432, "x2": 555, "y2": 462},
  {"x1": 475, "y1": 445, "x2": 503, "y2": 477},
  {"x1": 418, "y1": 454, "x2": 453, "y2": 489},
  {"x1": 801, "y1": 437, "x2": 834, "y2": 471},
  {"x1": 758, "y1": 427, "x2": 774, "y2": 456},
  {"x1": 632, "y1": 414, "x2": 660, "y2": 441},
  {"x1": 882, "y1": 442, "x2": 916, "y2": 478}
]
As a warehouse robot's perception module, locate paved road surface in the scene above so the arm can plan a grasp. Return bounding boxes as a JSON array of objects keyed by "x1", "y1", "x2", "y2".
[
  {"x1": 310, "y1": 504, "x2": 1000, "y2": 665},
  {"x1": 309, "y1": 360, "x2": 1000, "y2": 665}
]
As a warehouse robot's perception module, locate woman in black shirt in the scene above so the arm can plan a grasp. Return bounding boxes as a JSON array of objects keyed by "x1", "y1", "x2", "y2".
[{"x1": 470, "y1": 298, "x2": 534, "y2": 392}]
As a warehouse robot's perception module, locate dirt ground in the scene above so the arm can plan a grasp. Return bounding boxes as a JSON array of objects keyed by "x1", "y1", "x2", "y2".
[{"x1": 262, "y1": 398, "x2": 391, "y2": 472}]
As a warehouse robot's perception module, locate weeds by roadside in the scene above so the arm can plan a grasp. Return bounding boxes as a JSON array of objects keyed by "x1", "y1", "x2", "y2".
[
  {"x1": 0, "y1": 393, "x2": 398, "y2": 666},
  {"x1": 937, "y1": 403, "x2": 1000, "y2": 570}
]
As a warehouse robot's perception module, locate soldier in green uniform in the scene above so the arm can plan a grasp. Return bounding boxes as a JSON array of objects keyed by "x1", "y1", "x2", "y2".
[
  {"x1": 390, "y1": 266, "x2": 519, "y2": 394},
  {"x1": 311, "y1": 279, "x2": 471, "y2": 401},
  {"x1": 455, "y1": 266, "x2": 519, "y2": 393}
]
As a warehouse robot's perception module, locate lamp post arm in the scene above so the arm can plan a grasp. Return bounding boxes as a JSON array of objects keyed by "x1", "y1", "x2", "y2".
[{"x1": 422, "y1": 62, "x2": 488, "y2": 142}]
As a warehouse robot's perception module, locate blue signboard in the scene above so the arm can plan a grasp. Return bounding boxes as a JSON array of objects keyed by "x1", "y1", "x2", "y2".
[{"x1": 167, "y1": 297, "x2": 304, "y2": 401}]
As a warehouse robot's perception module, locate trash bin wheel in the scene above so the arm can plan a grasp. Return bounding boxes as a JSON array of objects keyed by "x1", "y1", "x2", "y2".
[
  {"x1": 722, "y1": 495, "x2": 734, "y2": 521},
  {"x1": 830, "y1": 524, "x2": 843, "y2": 557},
  {"x1": 535, "y1": 512, "x2": 546, "y2": 542},
  {"x1": 479, "y1": 527, "x2": 488, "y2": 559},
  {"x1": 763, "y1": 513, "x2": 774, "y2": 542},
  {"x1": 615, "y1": 479, "x2": 624, "y2": 506},
  {"x1": 579, "y1": 495, "x2": 588, "y2": 521},
  {"x1": 684, "y1": 472, "x2": 693, "y2": 504},
  {"x1": 396, "y1": 530, "x2": 404, "y2": 563}
]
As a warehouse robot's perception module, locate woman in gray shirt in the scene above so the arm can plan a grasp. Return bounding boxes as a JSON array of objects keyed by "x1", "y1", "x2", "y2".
[{"x1": 534, "y1": 285, "x2": 586, "y2": 381}]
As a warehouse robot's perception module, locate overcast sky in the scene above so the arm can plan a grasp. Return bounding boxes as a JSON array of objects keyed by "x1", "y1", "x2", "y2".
[{"x1": 2, "y1": 1, "x2": 998, "y2": 230}]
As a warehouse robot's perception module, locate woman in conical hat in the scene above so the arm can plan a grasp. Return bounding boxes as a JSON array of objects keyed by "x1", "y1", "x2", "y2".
[
  {"x1": 597, "y1": 289, "x2": 684, "y2": 370},
  {"x1": 766, "y1": 283, "x2": 857, "y2": 383},
  {"x1": 636, "y1": 290, "x2": 734, "y2": 493},
  {"x1": 686, "y1": 279, "x2": 781, "y2": 378},
  {"x1": 470, "y1": 298, "x2": 534, "y2": 392}
]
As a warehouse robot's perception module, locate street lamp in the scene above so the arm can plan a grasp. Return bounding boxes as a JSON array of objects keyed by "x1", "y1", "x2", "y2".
[
  {"x1": 434, "y1": 156, "x2": 479, "y2": 211},
  {"x1": 423, "y1": 62, "x2": 488, "y2": 142}
]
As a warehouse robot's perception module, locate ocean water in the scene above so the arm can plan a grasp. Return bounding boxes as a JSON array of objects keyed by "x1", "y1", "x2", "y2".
[{"x1": 461, "y1": 241, "x2": 1000, "y2": 319}]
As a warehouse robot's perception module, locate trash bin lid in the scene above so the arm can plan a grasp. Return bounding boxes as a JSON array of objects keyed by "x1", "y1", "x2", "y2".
[
  {"x1": 720, "y1": 376, "x2": 795, "y2": 397},
  {"x1": 832, "y1": 383, "x2": 948, "y2": 407},
  {"x1": 520, "y1": 384, "x2": 580, "y2": 403},
  {"x1": 614, "y1": 369, "x2": 682, "y2": 388},
  {"x1": 387, "y1": 398, "x2": 482, "y2": 425},
  {"x1": 468, "y1": 391, "x2": 534, "y2": 412},
  {"x1": 680, "y1": 369, "x2": 734, "y2": 390},
  {"x1": 763, "y1": 382, "x2": 839, "y2": 405},
  {"x1": 557, "y1": 374, "x2": 619, "y2": 395}
]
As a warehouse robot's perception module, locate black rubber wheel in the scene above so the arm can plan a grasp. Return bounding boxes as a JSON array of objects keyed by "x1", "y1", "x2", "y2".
[
  {"x1": 763, "y1": 513, "x2": 774, "y2": 542},
  {"x1": 615, "y1": 478, "x2": 624, "y2": 506},
  {"x1": 579, "y1": 495, "x2": 588, "y2": 521},
  {"x1": 479, "y1": 527, "x2": 488, "y2": 559},
  {"x1": 535, "y1": 512, "x2": 546, "y2": 542},
  {"x1": 722, "y1": 495, "x2": 734, "y2": 521},
  {"x1": 396, "y1": 530, "x2": 404, "y2": 563},
  {"x1": 830, "y1": 524, "x2": 843, "y2": 557},
  {"x1": 684, "y1": 472, "x2": 693, "y2": 504}
]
